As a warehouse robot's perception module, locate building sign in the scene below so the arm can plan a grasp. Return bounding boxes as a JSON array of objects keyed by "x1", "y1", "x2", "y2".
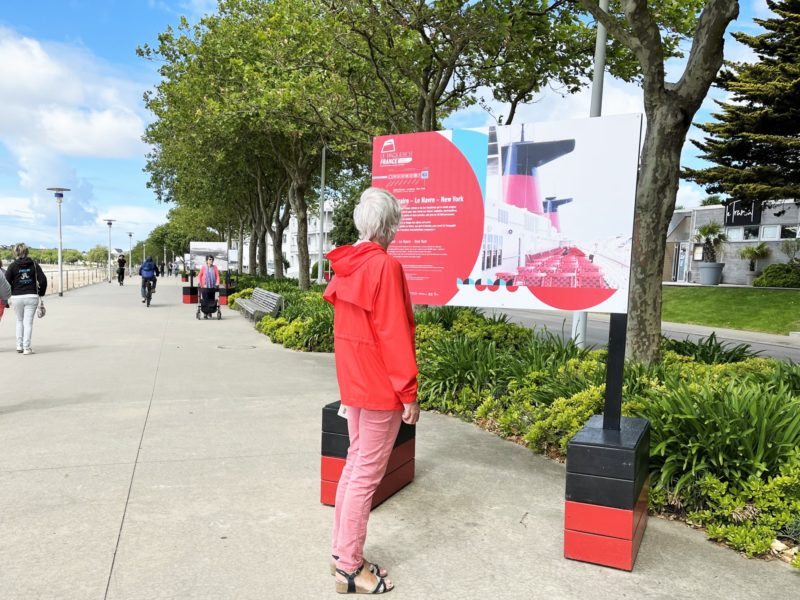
[
  {"x1": 725, "y1": 200, "x2": 762, "y2": 226},
  {"x1": 371, "y1": 114, "x2": 642, "y2": 314}
]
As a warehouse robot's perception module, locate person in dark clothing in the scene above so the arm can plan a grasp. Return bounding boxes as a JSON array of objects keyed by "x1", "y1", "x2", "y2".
[
  {"x1": 117, "y1": 254, "x2": 127, "y2": 285},
  {"x1": 139, "y1": 256, "x2": 160, "y2": 303},
  {"x1": 5, "y1": 243, "x2": 47, "y2": 354}
]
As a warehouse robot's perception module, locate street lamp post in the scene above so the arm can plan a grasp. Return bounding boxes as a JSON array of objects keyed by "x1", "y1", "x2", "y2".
[
  {"x1": 46, "y1": 187, "x2": 70, "y2": 296},
  {"x1": 127, "y1": 232, "x2": 134, "y2": 277},
  {"x1": 105, "y1": 219, "x2": 116, "y2": 283},
  {"x1": 317, "y1": 145, "x2": 326, "y2": 284}
]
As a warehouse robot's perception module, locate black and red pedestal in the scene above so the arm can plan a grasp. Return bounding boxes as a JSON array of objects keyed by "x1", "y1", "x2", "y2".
[
  {"x1": 182, "y1": 286, "x2": 198, "y2": 304},
  {"x1": 320, "y1": 401, "x2": 415, "y2": 508},
  {"x1": 219, "y1": 286, "x2": 236, "y2": 306},
  {"x1": 564, "y1": 415, "x2": 650, "y2": 571}
]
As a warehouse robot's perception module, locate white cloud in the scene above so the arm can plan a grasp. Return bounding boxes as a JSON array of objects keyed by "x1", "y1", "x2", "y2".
[
  {"x1": 38, "y1": 108, "x2": 144, "y2": 158},
  {"x1": 676, "y1": 183, "x2": 706, "y2": 208},
  {"x1": 94, "y1": 204, "x2": 168, "y2": 229},
  {"x1": 0, "y1": 27, "x2": 147, "y2": 160},
  {"x1": 0, "y1": 197, "x2": 39, "y2": 221},
  {"x1": 0, "y1": 26, "x2": 157, "y2": 249}
]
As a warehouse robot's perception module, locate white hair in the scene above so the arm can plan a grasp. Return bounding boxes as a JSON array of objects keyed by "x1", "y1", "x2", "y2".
[{"x1": 353, "y1": 187, "x2": 402, "y2": 246}]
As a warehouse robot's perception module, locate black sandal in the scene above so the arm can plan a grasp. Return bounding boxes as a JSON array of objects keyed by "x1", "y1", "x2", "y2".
[
  {"x1": 330, "y1": 555, "x2": 387, "y2": 578},
  {"x1": 334, "y1": 564, "x2": 393, "y2": 594}
]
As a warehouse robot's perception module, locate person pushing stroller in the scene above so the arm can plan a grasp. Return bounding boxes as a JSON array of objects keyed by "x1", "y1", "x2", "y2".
[{"x1": 197, "y1": 255, "x2": 220, "y2": 319}]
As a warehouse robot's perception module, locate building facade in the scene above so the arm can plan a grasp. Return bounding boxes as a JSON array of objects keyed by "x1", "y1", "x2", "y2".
[{"x1": 664, "y1": 201, "x2": 799, "y2": 285}]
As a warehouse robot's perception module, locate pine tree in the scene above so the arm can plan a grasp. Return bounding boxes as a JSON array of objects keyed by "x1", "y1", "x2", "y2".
[{"x1": 685, "y1": 0, "x2": 800, "y2": 204}]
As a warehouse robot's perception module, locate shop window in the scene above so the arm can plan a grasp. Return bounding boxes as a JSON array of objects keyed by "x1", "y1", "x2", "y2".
[
  {"x1": 743, "y1": 225, "x2": 760, "y2": 240},
  {"x1": 761, "y1": 225, "x2": 779, "y2": 240},
  {"x1": 726, "y1": 227, "x2": 743, "y2": 241},
  {"x1": 780, "y1": 225, "x2": 799, "y2": 239}
]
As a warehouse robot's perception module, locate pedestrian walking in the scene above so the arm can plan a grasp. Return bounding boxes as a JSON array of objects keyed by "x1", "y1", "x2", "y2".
[
  {"x1": 0, "y1": 259, "x2": 11, "y2": 323},
  {"x1": 323, "y1": 187, "x2": 420, "y2": 594},
  {"x1": 5, "y1": 243, "x2": 47, "y2": 355},
  {"x1": 117, "y1": 254, "x2": 127, "y2": 285}
]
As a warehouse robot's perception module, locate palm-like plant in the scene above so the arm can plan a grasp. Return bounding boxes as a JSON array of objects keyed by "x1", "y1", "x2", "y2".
[
  {"x1": 694, "y1": 222, "x2": 727, "y2": 263},
  {"x1": 738, "y1": 242, "x2": 771, "y2": 272}
]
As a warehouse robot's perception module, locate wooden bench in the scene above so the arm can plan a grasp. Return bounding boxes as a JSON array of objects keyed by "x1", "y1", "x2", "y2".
[{"x1": 236, "y1": 287, "x2": 283, "y2": 321}]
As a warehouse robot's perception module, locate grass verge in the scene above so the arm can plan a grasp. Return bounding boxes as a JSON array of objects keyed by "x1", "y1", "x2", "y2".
[{"x1": 661, "y1": 286, "x2": 800, "y2": 334}]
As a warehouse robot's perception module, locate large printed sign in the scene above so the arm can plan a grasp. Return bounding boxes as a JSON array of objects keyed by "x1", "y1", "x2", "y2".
[
  {"x1": 189, "y1": 241, "x2": 229, "y2": 271},
  {"x1": 372, "y1": 114, "x2": 642, "y2": 314}
]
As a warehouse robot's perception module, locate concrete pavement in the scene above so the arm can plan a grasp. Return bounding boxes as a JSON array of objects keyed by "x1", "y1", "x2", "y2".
[{"x1": 1, "y1": 277, "x2": 796, "y2": 599}]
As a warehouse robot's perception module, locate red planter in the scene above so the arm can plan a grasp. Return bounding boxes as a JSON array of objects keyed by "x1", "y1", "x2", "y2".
[{"x1": 182, "y1": 286, "x2": 198, "y2": 304}]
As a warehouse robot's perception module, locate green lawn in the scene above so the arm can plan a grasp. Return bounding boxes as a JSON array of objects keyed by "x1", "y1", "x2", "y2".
[{"x1": 661, "y1": 286, "x2": 800, "y2": 335}]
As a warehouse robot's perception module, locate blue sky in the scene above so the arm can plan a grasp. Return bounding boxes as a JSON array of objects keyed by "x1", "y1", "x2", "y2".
[{"x1": 0, "y1": 0, "x2": 771, "y2": 251}]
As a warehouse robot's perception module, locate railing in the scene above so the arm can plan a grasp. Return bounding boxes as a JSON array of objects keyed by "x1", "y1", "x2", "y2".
[{"x1": 39, "y1": 267, "x2": 110, "y2": 296}]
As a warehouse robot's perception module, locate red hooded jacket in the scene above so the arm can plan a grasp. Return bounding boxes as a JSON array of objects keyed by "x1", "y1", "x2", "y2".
[{"x1": 323, "y1": 242, "x2": 418, "y2": 411}]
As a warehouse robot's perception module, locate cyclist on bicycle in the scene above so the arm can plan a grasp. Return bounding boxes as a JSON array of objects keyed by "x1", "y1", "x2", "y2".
[{"x1": 139, "y1": 256, "x2": 160, "y2": 303}]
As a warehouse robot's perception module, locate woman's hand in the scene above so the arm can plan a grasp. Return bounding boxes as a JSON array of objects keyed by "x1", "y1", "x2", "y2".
[{"x1": 402, "y1": 401, "x2": 420, "y2": 425}]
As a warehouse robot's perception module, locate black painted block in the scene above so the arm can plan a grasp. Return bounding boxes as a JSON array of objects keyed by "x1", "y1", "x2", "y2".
[
  {"x1": 321, "y1": 401, "x2": 415, "y2": 459},
  {"x1": 565, "y1": 415, "x2": 650, "y2": 510},
  {"x1": 567, "y1": 415, "x2": 649, "y2": 479},
  {"x1": 565, "y1": 463, "x2": 649, "y2": 510}
]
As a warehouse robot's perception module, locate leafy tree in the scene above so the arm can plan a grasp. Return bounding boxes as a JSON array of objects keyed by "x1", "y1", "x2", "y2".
[
  {"x1": 685, "y1": 0, "x2": 800, "y2": 205},
  {"x1": 580, "y1": 0, "x2": 740, "y2": 363},
  {"x1": 86, "y1": 245, "x2": 109, "y2": 266},
  {"x1": 701, "y1": 195, "x2": 724, "y2": 206},
  {"x1": 694, "y1": 222, "x2": 728, "y2": 263}
]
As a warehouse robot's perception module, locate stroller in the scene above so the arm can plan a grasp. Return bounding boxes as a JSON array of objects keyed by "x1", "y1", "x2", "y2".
[{"x1": 196, "y1": 287, "x2": 222, "y2": 320}]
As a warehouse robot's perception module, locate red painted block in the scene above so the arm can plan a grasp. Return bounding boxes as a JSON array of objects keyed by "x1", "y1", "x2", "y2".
[
  {"x1": 563, "y1": 507, "x2": 648, "y2": 571},
  {"x1": 564, "y1": 480, "x2": 648, "y2": 539},
  {"x1": 321, "y1": 439, "x2": 416, "y2": 485},
  {"x1": 182, "y1": 294, "x2": 198, "y2": 304},
  {"x1": 320, "y1": 456, "x2": 415, "y2": 508},
  {"x1": 321, "y1": 455, "x2": 346, "y2": 483},
  {"x1": 219, "y1": 296, "x2": 228, "y2": 305}
]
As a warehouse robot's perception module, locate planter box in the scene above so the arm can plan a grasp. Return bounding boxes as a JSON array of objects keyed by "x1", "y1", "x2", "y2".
[
  {"x1": 564, "y1": 415, "x2": 650, "y2": 571},
  {"x1": 320, "y1": 401, "x2": 415, "y2": 509},
  {"x1": 182, "y1": 286, "x2": 198, "y2": 304},
  {"x1": 697, "y1": 262, "x2": 724, "y2": 285},
  {"x1": 219, "y1": 286, "x2": 237, "y2": 306}
]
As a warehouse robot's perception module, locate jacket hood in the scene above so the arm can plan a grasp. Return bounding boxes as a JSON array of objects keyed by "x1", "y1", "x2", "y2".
[{"x1": 326, "y1": 242, "x2": 385, "y2": 276}]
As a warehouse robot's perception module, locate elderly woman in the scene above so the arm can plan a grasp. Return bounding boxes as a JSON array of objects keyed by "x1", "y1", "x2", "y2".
[
  {"x1": 323, "y1": 187, "x2": 420, "y2": 594},
  {"x1": 5, "y1": 243, "x2": 47, "y2": 354},
  {"x1": 197, "y1": 255, "x2": 220, "y2": 319}
]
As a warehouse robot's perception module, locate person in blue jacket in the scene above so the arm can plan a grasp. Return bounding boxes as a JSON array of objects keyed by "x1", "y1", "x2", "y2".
[{"x1": 138, "y1": 256, "x2": 160, "y2": 302}]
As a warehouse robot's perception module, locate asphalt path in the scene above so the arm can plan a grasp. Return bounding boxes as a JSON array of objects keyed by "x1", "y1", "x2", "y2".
[{"x1": 495, "y1": 309, "x2": 800, "y2": 363}]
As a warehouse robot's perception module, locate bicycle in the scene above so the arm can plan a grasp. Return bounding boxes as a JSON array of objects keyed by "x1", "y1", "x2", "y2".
[{"x1": 144, "y1": 279, "x2": 153, "y2": 307}]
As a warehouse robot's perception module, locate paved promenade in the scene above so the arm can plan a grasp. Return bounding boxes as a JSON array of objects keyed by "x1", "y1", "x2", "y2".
[{"x1": 1, "y1": 278, "x2": 796, "y2": 599}]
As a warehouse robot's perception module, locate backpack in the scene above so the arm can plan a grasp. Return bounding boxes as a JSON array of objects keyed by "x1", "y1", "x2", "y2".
[{"x1": 141, "y1": 261, "x2": 156, "y2": 278}]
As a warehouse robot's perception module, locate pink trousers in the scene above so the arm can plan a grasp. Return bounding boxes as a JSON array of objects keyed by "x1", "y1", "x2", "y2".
[{"x1": 331, "y1": 406, "x2": 402, "y2": 571}]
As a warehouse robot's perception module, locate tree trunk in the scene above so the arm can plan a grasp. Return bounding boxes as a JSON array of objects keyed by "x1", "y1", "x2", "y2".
[
  {"x1": 291, "y1": 181, "x2": 311, "y2": 290},
  {"x1": 258, "y1": 225, "x2": 268, "y2": 277},
  {"x1": 627, "y1": 102, "x2": 690, "y2": 363},
  {"x1": 248, "y1": 224, "x2": 257, "y2": 275},
  {"x1": 237, "y1": 220, "x2": 245, "y2": 275},
  {"x1": 272, "y1": 196, "x2": 291, "y2": 280}
]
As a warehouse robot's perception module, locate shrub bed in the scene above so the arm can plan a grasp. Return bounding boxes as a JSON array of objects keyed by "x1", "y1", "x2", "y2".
[{"x1": 754, "y1": 263, "x2": 800, "y2": 288}]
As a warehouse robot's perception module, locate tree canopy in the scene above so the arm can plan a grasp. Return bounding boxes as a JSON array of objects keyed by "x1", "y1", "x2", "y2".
[{"x1": 685, "y1": 0, "x2": 800, "y2": 205}]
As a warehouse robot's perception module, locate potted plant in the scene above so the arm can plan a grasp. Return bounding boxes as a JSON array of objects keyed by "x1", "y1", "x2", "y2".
[
  {"x1": 739, "y1": 242, "x2": 771, "y2": 285},
  {"x1": 694, "y1": 222, "x2": 727, "y2": 285},
  {"x1": 180, "y1": 271, "x2": 189, "y2": 282}
]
